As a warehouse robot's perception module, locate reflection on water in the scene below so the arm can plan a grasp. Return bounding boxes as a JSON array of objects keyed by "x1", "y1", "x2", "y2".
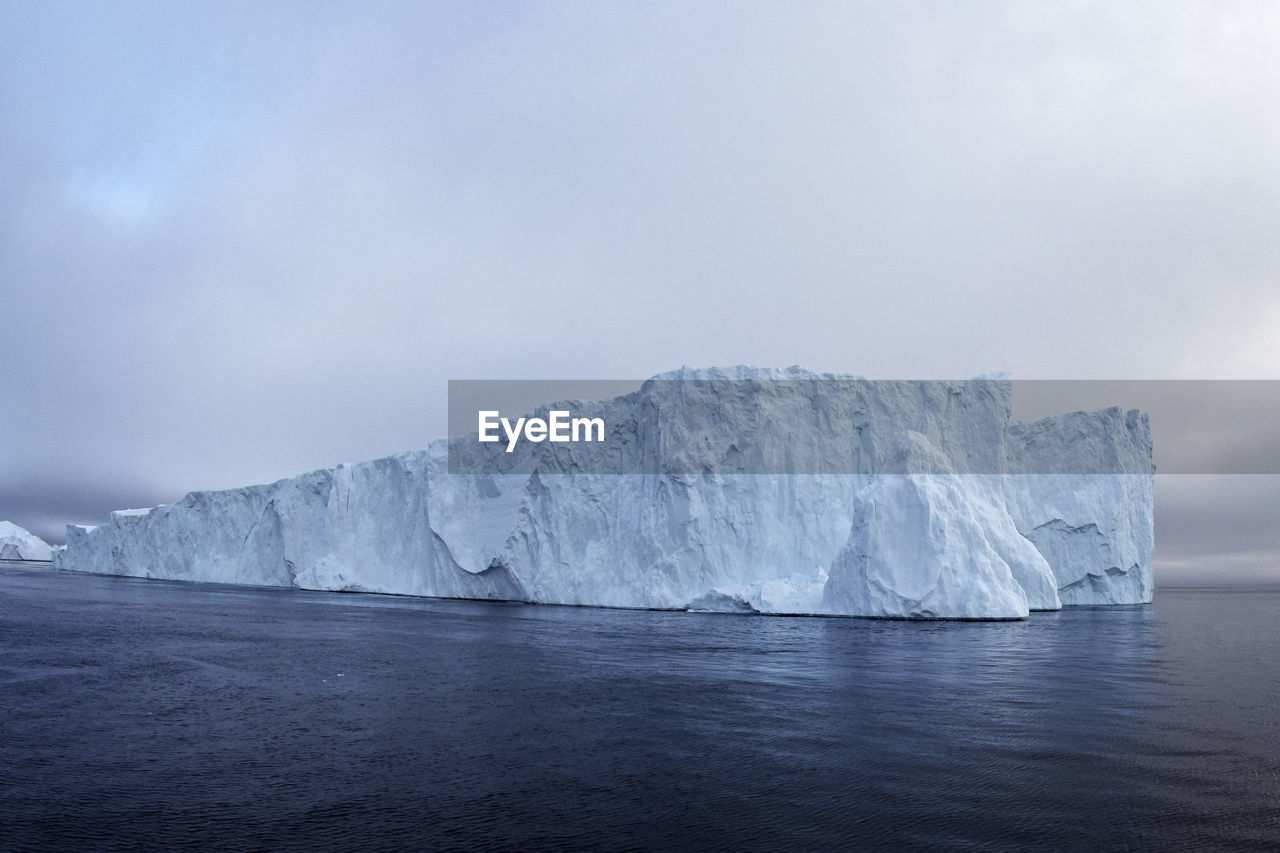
[{"x1": 0, "y1": 566, "x2": 1276, "y2": 851}]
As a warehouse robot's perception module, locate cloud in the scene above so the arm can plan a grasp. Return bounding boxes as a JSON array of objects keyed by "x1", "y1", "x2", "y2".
[
  {"x1": 0, "y1": 478, "x2": 175, "y2": 546},
  {"x1": 1154, "y1": 475, "x2": 1280, "y2": 583}
]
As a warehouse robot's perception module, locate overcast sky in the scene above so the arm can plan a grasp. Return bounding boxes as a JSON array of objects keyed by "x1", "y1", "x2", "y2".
[{"x1": 3, "y1": 1, "x2": 1279, "y2": 582}]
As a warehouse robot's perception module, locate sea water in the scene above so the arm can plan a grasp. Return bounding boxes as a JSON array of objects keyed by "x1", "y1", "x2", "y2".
[{"x1": 1, "y1": 564, "x2": 1277, "y2": 851}]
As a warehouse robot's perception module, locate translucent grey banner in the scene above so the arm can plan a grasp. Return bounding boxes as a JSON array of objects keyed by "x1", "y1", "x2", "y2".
[{"x1": 446, "y1": 378, "x2": 1280, "y2": 475}]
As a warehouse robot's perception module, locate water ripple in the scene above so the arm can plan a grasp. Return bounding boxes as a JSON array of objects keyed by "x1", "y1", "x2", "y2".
[{"x1": 1, "y1": 567, "x2": 1277, "y2": 851}]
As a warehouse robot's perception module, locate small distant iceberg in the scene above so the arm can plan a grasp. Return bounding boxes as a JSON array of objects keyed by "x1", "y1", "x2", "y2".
[{"x1": 0, "y1": 521, "x2": 54, "y2": 561}]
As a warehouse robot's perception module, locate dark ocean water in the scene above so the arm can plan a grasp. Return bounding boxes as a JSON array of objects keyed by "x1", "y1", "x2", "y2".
[{"x1": 1, "y1": 563, "x2": 1277, "y2": 852}]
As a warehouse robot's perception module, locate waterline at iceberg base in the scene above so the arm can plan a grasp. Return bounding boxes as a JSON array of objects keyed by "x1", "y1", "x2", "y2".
[{"x1": 55, "y1": 369, "x2": 1154, "y2": 620}]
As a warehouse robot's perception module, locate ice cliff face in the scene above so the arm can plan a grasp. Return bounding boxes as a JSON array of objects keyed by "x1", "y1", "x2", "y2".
[
  {"x1": 0, "y1": 521, "x2": 53, "y2": 561},
  {"x1": 823, "y1": 435, "x2": 1063, "y2": 620},
  {"x1": 61, "y1": 452, "x2": 523, "y2": 600},
  {"x1": 55, "y1": 369, "x2": 1154, "y2": 619},
  {"x1": 1004, "y1": 408, "x2": 1155, "y2": 606}
]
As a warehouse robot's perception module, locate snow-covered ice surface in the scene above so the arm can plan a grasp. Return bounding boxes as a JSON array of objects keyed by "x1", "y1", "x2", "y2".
[
  {"x1": 55, "y1": 369, "x2": 1154, "y2": 619},
  {"x1": 0, "y1": 521, "x2": 54, "y2": 561}
]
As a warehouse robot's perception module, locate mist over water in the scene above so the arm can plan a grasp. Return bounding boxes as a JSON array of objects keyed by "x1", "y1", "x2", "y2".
[{"x1": 1, "y1": 566, "x2": 1277, "y2": 851}]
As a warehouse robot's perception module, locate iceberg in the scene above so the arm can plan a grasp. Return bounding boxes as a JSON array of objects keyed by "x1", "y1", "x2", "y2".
[
  {"x1": 0, "y1": 521, "x2": 54, "y2": 561},
  {"x1": 55, "y1": 368, "x2": 1154, "y2": 619}
]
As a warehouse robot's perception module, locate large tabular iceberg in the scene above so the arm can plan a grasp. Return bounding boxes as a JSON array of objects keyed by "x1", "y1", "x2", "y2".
[{"x1": 55, "y1": 368, "x2": 1154, "y2": 619}]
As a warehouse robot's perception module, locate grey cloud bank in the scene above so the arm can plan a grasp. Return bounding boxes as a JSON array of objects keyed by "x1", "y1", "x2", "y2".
[{"x1": 3, "y1": 2, "x2": 1280, "y2": 582}]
